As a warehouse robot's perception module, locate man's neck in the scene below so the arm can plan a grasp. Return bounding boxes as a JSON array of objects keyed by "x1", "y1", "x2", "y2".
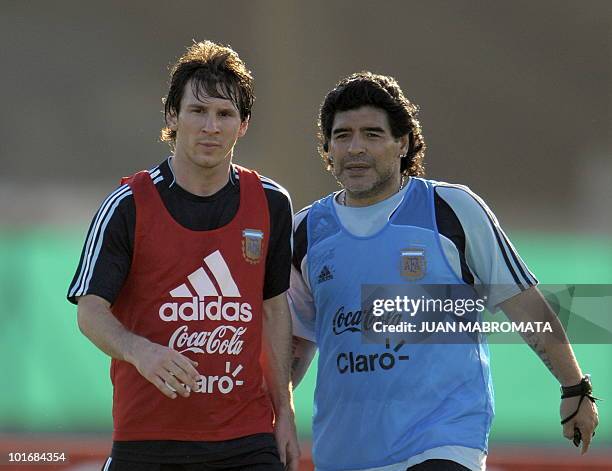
[
  {"x1": 170, "y1": 153, "x2": 232, "y2": 197},
  {"x1": 343, "y1": 175, "x2": 404, "y2": 207}
]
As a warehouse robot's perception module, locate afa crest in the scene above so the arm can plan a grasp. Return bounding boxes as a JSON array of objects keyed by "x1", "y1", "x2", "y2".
[
  {"x1": 242, "y1": 229, "x2": 264, "y2": 264},
  {"x1": 400, "y1": 248, "x2": 426, "y2": 280}
]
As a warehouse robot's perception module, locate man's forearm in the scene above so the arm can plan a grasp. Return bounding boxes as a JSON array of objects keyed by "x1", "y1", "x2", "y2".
[
  {"x1": 77, "y1": 294, "x2": 199, "y2": 398},
  {"x1": 77, "y1": 294, "x2": 147, "y2": 364},
  {"x1": 501, "y1": 286, "x2": 582, "y2": 386},
  {"x1": 262, "y1": 293, "x2": 294, "y2": 414},
  {"x1": 291, "y1": 336, "x2": 317, "y2": 388}
]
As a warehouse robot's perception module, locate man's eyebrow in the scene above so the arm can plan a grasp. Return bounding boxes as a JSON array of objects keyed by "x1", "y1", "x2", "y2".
[
  {"x1": 332, "y1": 127, "x2": 351, "y2": 135},
  {"x1": 332, "y1": 126, "x2": 387, "y2": 135},
  {"x1": 362, "y1": 126, "x2": 386, "y2": 133},
  {"x1": 185, "y1": 102, "x2": 237, "y2": 112}
]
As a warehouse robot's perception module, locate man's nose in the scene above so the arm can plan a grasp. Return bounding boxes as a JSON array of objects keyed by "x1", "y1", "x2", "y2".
[
  {"x1": 201, "y1": 114, "x2": 220, "y2": 133},
  {"x1": 347, "y1": 135, "x2": 366, "y2": 155}
]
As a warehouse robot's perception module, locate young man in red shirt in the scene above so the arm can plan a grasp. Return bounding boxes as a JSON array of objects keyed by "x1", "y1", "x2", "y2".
[{"x1": 68, "y1": 40, "x2": 299, "y2": 471}]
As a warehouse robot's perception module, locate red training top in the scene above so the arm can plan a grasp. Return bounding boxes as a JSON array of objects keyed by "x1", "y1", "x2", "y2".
[{"x1": 110, "y1": 165, "x2": 272, "y2": 441}]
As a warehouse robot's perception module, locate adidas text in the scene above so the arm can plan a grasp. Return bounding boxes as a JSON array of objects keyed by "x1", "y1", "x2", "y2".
[{"x1": 159, "y1": 296, "x2": 253, "y2": 323}]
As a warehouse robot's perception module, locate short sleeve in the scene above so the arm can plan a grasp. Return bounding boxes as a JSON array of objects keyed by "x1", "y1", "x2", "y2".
[
  {"x1": 66, "y1": 184, "x2": 135, "y2": 305},
  {"x1": 260, "y1": 176, "x2": 294, "y2": 300},
  {"x1": 287, "y1": 207, "x2": 317, "y2": 342},
  {"x1": 435, "y1": 184, "x2": 538, "y2": 310}
]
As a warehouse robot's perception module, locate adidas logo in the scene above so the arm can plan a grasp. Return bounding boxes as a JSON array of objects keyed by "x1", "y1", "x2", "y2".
[
  {"x1": 159, "y1": 250, "x2": 253, "y2": 323},
  {"x1": 318, "y1": 265, "x2": 334, "y2": 284}
]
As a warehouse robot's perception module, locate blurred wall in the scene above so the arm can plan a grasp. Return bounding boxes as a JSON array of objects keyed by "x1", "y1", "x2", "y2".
[{"x1": 0, "y1": 0, "x2": 610, "y2": 231}]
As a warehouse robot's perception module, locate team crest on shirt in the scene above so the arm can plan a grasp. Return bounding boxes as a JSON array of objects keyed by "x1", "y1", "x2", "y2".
[
  {"x1": 242, "y1": 229, "x2": 264, "y2": 264},
  {"x1": 400, "y1": 247, "x2": 426, "y2": 280}
]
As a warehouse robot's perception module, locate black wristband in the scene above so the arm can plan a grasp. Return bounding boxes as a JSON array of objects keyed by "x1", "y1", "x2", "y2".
[
  {"x1": 560, "y1": 374, "x2": 600, "y2": 426},
  {"x1": 561, "y1": 374, "x2": 592, "y2": 399}
]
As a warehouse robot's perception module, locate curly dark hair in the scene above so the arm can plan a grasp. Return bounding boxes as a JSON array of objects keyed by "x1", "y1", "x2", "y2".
[
  {"x1": 161, "y1": 40, "x2": 254, "y2": 145},
  {"x1": 318, "y1": 71, "x2": 426, "y2": 177}
]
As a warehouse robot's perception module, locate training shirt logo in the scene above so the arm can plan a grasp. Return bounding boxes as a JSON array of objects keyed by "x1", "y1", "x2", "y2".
[
  {"x1": 159, "y1": 250, "x2": 252, "y2": 323},
  {"x1": 157, "y1": 250, "x2": 252, "y2": 357},
  {"x1": 317, "y1": 265, "x2": 334, "y2": 284}
]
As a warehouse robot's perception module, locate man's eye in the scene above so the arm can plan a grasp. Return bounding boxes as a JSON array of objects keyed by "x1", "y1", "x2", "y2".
[{"x1": 366, "y1": 132, "x2": 380, "y2": 138}]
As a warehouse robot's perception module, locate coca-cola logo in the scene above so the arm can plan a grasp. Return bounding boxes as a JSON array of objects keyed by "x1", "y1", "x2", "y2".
[
  {"x1": 168, "y1": 325, "x2": 247, "y2": 355},
  {"x1": 332, "y1": 306, "x2": 402, "y2": 335}
]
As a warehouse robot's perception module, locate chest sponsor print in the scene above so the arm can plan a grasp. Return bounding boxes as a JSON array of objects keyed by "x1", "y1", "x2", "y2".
[{"x1": 156, "y1": 250, "x2": 253, "y2": 357}]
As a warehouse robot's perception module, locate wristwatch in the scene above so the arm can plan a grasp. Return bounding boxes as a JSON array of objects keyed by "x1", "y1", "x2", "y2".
[{"x1": 561, "y1": 374, "x2": 592, "y2": 399}]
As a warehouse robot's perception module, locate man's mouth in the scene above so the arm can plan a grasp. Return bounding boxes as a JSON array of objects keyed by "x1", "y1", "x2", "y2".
[{"x1": 344, "y1": 163, "x2": 371, "y2": 172}]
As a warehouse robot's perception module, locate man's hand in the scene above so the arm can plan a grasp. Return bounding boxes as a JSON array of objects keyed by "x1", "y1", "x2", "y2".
[
  {"x1": 127, "y1": 337, "x2": 200, "y2": 399},
  {"x1": 76, "y1": 295, "x2": 200, "y2": 399},
  {"x1": 260, "y1": 293, "x2": 301, "y2": 470},
  {"x1": 274, "y1": 410, "x2": 300, "y2": 471},
  {"x1": 561, "y1": 395, "x2": 599, "y2": 454},
  {"x1": 500, "y1": 288, "x2": 600, "y2": 454}
]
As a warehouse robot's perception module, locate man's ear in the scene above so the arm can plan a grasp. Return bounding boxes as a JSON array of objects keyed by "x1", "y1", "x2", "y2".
[
  {"x1": 238, "y1": 117, "x2": 249, "y2": 138},
  {"x1": 166, "y1": 110, "x2": 178, "y2": 131},
  {"x1": 399, "y1": 134, "x2": 409, "y2": 157}
]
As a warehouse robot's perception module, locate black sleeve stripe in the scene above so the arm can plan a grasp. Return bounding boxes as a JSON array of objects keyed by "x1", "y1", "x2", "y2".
[
  {"x1": 443, "y1": 183, "x2": 526, "y2": 289},
  {"x1": 68, "y1": 168, "x2": 163, "y2": 299},
  {"x1": 461, "y1": 187, "x2": 537, "y2": 287},
  {"x1": 436, "y1": 183, "x2": 535, "y2": 289},
  {"x1": 292, "y1": 206, "x2": 310, "y2": 273},
  {"x1": 433, "y1": 189, "x2": 474, "y2": 285},
  {"x1": 497, "y1": 226, "x2": 537, "y2": 286}
]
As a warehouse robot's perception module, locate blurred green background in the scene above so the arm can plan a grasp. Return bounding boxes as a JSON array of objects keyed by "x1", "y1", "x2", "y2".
[{"x1": 0, "y1": 229, "x2": 610, "y2": 446}]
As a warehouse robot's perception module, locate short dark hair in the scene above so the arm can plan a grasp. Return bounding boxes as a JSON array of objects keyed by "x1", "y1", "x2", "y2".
[
  {"x1": 318, "y1": 71, "x2": 426, "y2": 177},
  {"x1": 161, "y1": 40, "x2": 254, "y2": 145}
]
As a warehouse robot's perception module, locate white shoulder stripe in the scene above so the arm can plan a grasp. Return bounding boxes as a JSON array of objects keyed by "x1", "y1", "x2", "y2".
[
  {"x1": 293, "y1": 205, "x2": 311, "y2": 230},
  {"x1": 261, "y1": 182, "x2": 292, "y2": 202},
  {"x1": 232, "y1": 171, "x2": 291, "y2": 199},
  {"x1": 70, "y1": 187, "x2": 133, "y2": 297},
  {"x1": 149, "y1": 167, "x2": 161, "y2": 179},
  {"x1": 260, "y1": 175, "x2": 291, "y2": 195},
  {"x1": 69, "y1": 169, "x2": 165, "y2": 298},
  {"x1": 435, "y1": 183, "x2": 536, "y2": 288},
  {"x1": 69, "y1": 184, "x2": 131, "y2": 297},
  {"x1": 260, "y1": 175, "x2": 282, "y2": 188}
]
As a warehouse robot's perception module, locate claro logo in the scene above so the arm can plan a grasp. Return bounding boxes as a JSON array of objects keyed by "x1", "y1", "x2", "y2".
[{"x1": 336, "y1": 340, "x2": 409, "y2": 374}]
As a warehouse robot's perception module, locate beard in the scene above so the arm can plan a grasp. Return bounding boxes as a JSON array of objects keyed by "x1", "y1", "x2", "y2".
[{"x1": 335, "y1": 161, "x2": 400, "y2": 202}]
